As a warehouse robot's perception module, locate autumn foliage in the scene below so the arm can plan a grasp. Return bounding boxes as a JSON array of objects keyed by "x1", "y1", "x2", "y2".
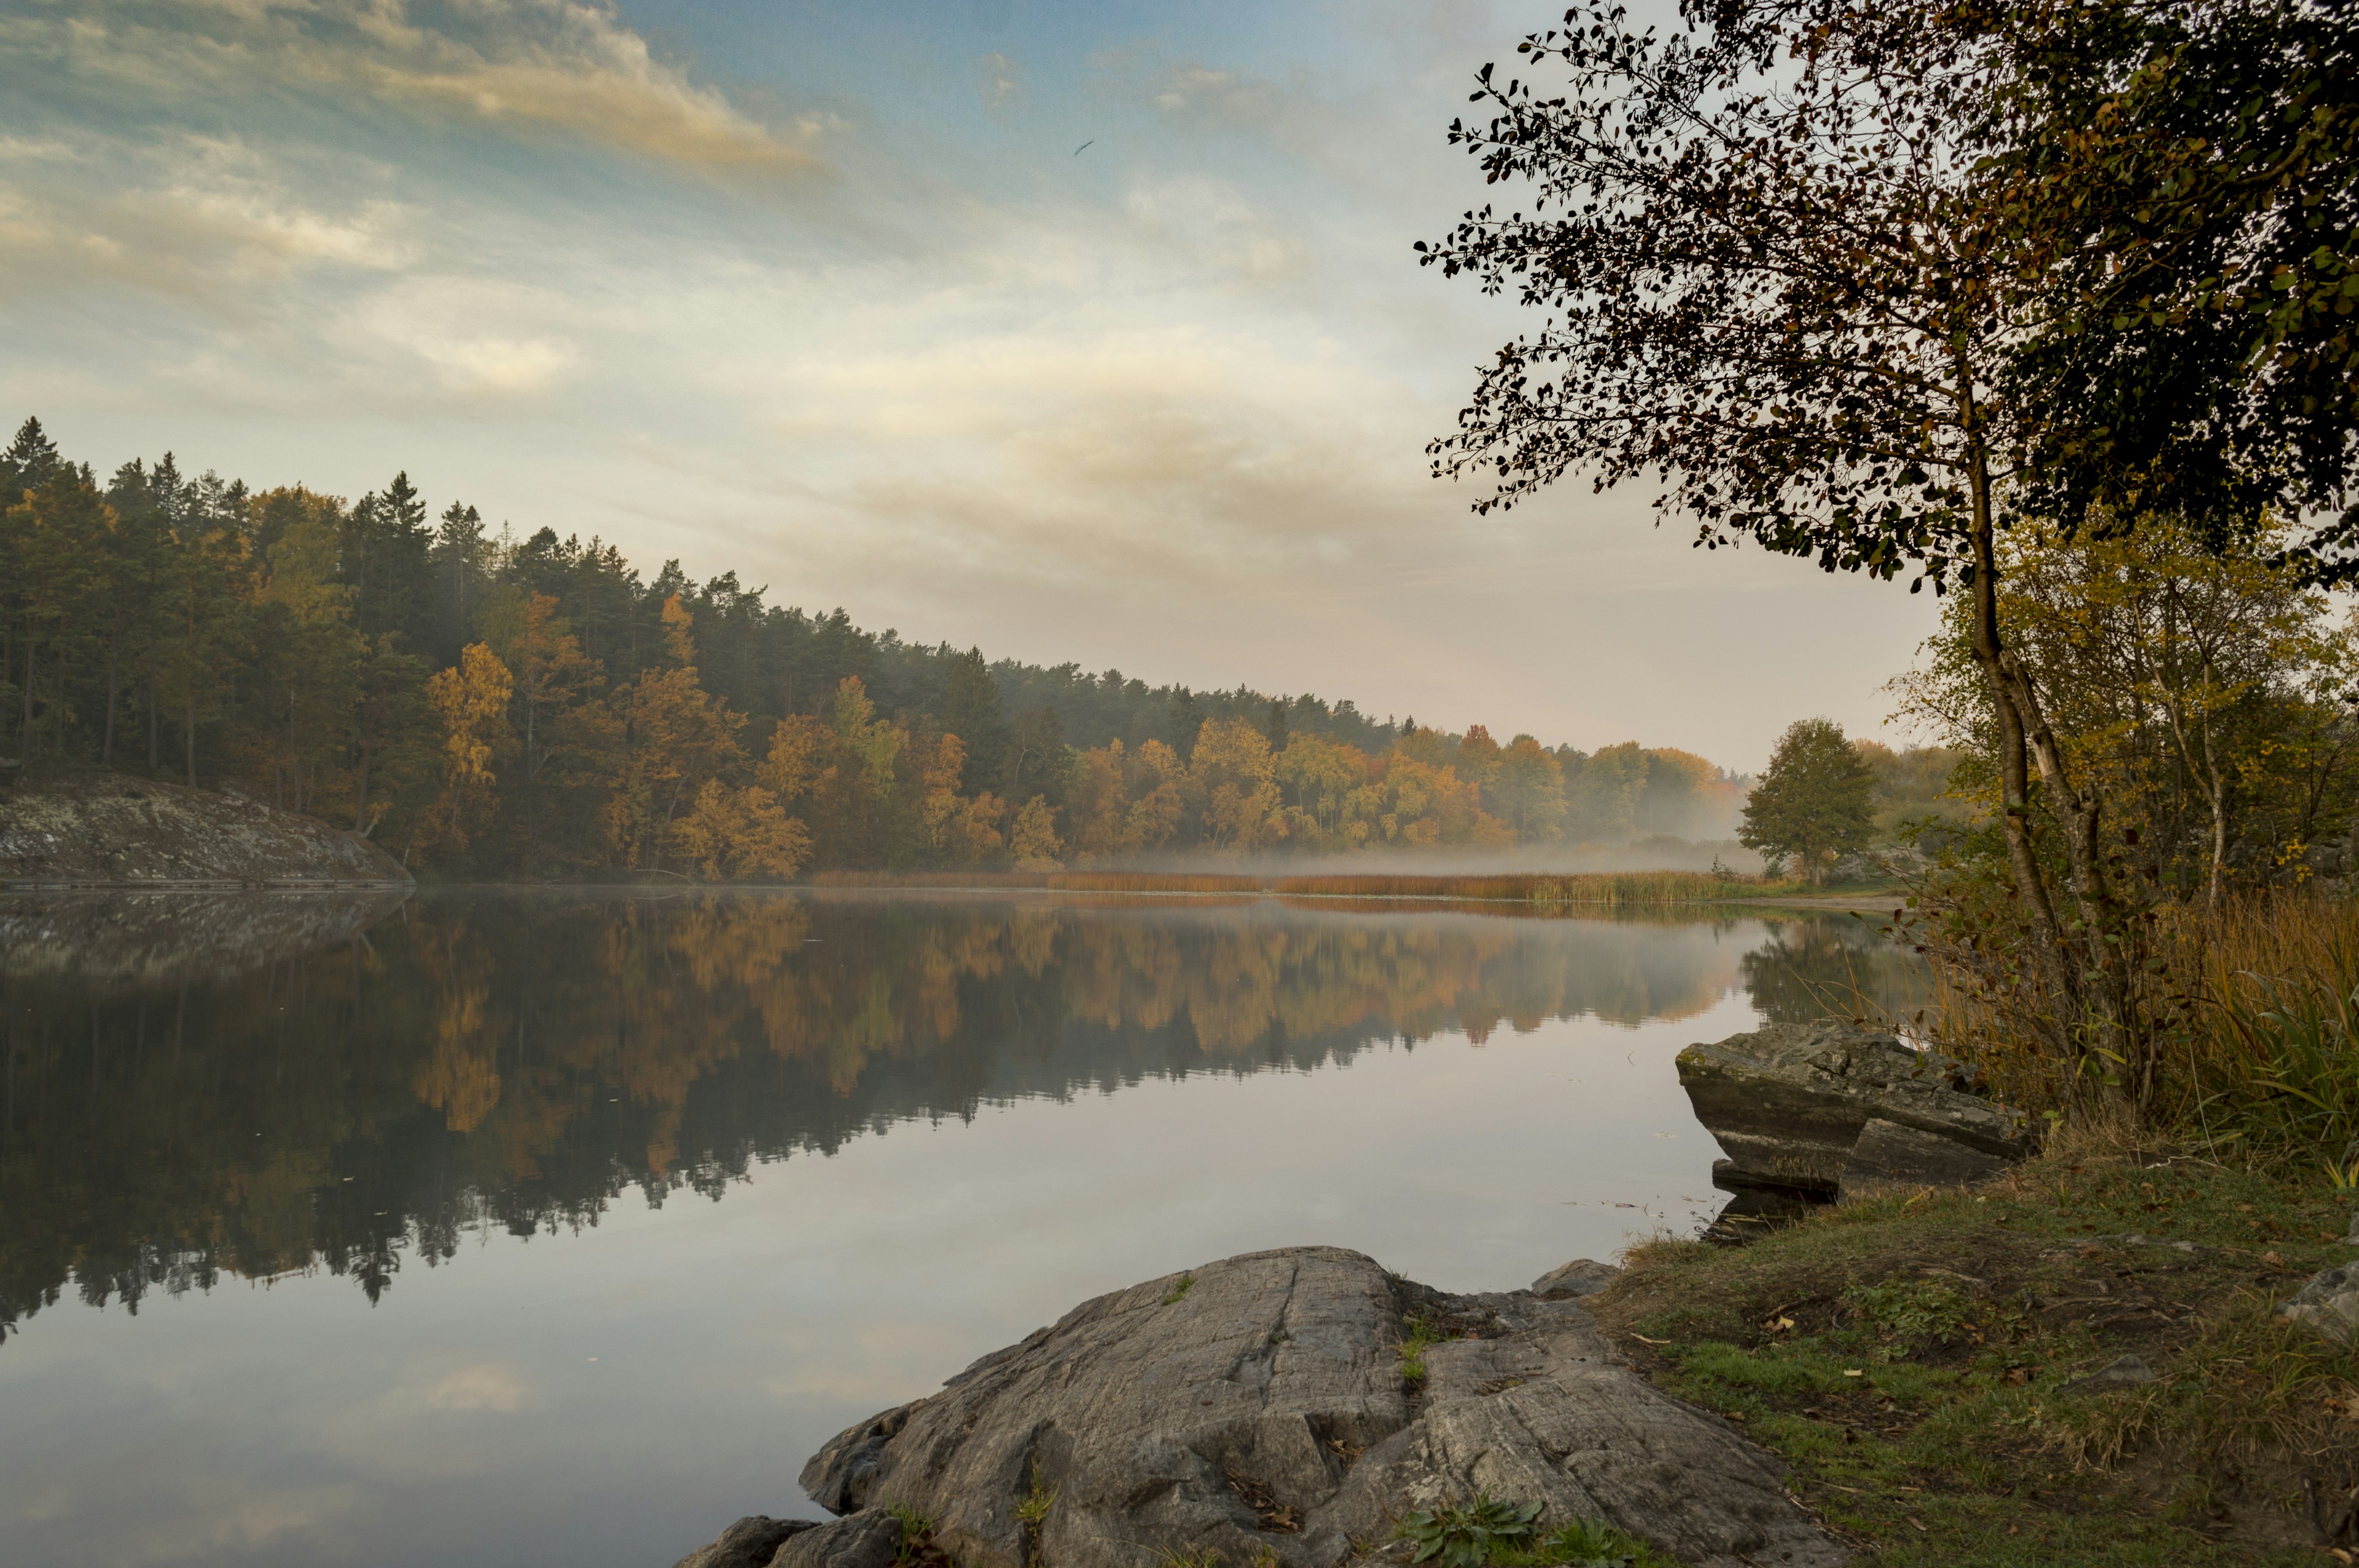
[{"x1": 0, "y1": 419, "x2": 1753, "y2": 880}]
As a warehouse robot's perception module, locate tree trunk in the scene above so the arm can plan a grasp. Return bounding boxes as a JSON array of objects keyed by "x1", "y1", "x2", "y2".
[
  {"x1": 18, "y1": 626, "x2": 34, "y2": 765},
  {"x1": 147, "y1": 649, "x2": 159, "y2": 772},
  {"x1": 103, "y1": 628, "x2": 119, "y2": 766},
  {"x1": 1958, "y1": 415, "x2": 2142, "y2": 1115},
  {"x1": 524, "y1": 697, "x2": 538, "y2": 876},
  {"x1": 353, "y1": 731, "x2": 374, "y2": 833}
]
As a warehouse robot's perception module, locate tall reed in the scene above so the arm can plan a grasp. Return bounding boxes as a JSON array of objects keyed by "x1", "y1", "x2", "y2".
[
  {"x1": 811, "y1": 868, "x2": 1815, "y2": 902},
  {"x1": 1913, "y1": 890, "x2": 2359, "y2": 1164}
]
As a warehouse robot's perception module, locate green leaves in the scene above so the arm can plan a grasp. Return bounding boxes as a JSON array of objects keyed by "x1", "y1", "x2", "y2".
[{"x1": 1395, "y1": 1493, "x2": 1545, "y2": 1566}]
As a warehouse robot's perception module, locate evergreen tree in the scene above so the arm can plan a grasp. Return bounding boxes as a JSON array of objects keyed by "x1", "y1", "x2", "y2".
[{"x1": 941, "y1": 646, "x2": 1007, "y2": 791}]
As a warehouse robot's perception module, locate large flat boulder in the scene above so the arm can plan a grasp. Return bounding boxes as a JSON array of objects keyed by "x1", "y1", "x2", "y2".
[
  {"x1": 1678, "y1": 1021, "x2": 2030, "y2": 1195},
  {"x1": 788, "y1": 1246, "x2": 1844, "y2": 1568},
  {"x1": 0, "y1": 773, "x2": 409, "y2": 888}
]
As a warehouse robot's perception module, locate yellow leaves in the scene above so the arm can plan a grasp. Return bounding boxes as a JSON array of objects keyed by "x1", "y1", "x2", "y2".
[
  {"x1": 660, "y1": 592, "x2": 697, "y2": 666},
  {"x1": 418, "y1": 642, "x2": 514, "y2": 855},
  {"x1": 830, "y1": 676, "x2": 902, "y2": 798},
  {"x1": 428, "y1": 644, "x2": 514, "y2": 786},
  {"x1": 671, "y1": 780, "x2": 812, "y2": 881},
  {"x1": 1008, "y1": 795, "x2": 1065, "y2": 871},
  {"x1": 759, "y1": 714, "x2": 832, "y2": 805},
  {"x1": 1188, "y1": 717, "x2": 1283, "y2": 851}
]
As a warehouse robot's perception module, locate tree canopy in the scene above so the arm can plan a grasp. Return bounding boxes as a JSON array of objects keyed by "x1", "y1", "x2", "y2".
[{"x1": 1737, "y1": 719, "x2": 1877, "y2": 881}]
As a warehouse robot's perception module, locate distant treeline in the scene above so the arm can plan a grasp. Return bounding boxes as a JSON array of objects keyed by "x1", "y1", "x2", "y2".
[{"x1": 1, "y1": 418, "x2": 1768, "y2": 875}]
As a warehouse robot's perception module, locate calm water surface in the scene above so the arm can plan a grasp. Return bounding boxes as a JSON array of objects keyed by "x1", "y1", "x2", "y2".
[{"x1": 0, "y1": 891, "x2": 1920, "y2": 1567}]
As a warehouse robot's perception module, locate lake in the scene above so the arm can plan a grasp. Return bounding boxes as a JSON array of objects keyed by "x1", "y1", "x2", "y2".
[{"x1": 0, "y1": 890, "x2": 1919, "y2": 1567}]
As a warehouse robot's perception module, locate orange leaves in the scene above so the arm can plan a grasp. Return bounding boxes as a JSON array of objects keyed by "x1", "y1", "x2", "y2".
[{"x1": 671, "y1": 781, "x2": 812, "y2": 882}]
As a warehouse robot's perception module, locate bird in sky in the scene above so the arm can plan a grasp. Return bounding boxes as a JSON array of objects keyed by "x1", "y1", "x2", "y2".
[{"x1": 1074, "y1": 139, "x2": 1093, "y2": 155}]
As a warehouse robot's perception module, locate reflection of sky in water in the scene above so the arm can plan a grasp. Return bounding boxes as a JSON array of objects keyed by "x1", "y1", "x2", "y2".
[{"x1": 0, "y1": 893, "x2": 1919, "y2": 1567}]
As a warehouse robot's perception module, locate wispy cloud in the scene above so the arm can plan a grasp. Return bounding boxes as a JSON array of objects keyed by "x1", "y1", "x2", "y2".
[{"x1": 4, "y1": 1, "x2": 823, "y2": 173}]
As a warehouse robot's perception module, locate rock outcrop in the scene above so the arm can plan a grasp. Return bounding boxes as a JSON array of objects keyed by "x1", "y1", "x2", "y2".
[
  {"x1": 670, "y1": 1517, "x2": 816, "y2": 1568},
  {"x1": 0, "y1": 772, "x2": 409, "y2": 888},
  {"x1": 1528, "y1": 1258, "x2": 1619, "y2": 1299},
  {"x1": 1678, "y1": 1020, "x2": 2031, "y2": 1197},
  {"x1": 759, "y1": 1246, "x2": 1844, "y2": 1568}
]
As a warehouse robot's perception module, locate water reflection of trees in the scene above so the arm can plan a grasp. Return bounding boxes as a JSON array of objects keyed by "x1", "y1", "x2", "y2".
[
  {"x1": 1738, "y1": 913, "x2": 1930, "y2": 1026},
  {"x1": 0, "y1": 893, "x2": 1911, "y2": 1338}
]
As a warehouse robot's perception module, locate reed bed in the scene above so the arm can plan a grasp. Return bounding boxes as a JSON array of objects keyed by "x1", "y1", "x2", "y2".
[
  {"x1": 1269, "y1": 870, "x2": 1793, "y2": 903},
  {"x1": 1050, "y1": 871, "x2": 1263, "y2": 893},
  {"x1": 1912, "y1": 890, "x2": 2359, "y2": 1164},
  {"x1": 810, "y1": 867, "x2": 1808, "y2": 902}
]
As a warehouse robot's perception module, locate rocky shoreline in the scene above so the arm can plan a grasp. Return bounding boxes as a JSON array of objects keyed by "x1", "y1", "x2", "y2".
[
  {"x1": 0, "y1": 771, "x2": 410, "y2": 889},
  {"x1": 684, "y1": 1246, "x2": 1842, "y2": 1568},
  {"x1": 671, "y1": 1022, "x2": 2046, "y2": 1568}
]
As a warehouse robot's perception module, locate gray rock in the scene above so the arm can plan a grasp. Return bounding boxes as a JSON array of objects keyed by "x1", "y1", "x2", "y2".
[
  {"x1": 1839, "y1": 1117, "x2": 2014, "y2": 1195},
  {"x1": 1529, "y1": 1258, "x2": 1620, "y2": 1299},
  {"x1": 668, "y1": 1516, "x2": 815, "y2": 1568},
  {"x1": 1677, "y1": 1021, "x2": 2030, "y2": 1193},
  {"x1": 769, "y1": 1513, "x2": 902, "y2": 1568},
  {"x1": 2057, "y1": 1354, "x2": 2159, "y2": 1395},
  {"x1": 799, "y1": 1246, "x2": 1845, "y2": 1568},
  {"x1": 2342, "y1": 1212, "x2": 2359, "y2": 1246},
  {"x1": 0, "y1": 773, "x2": 411, "y2": 888},
  {"x1": 2283, "y1": 1262, "x2": 2359, "y2": 1344}
]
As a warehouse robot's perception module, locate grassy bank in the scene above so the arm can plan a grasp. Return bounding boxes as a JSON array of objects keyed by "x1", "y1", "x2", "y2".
[
  {"x1": 1589, "y1": 1149, "x2": 2359, "y2": 1565},
  {"x1": 806, "y1": 868, "x2": 1862, "y2": 903}
]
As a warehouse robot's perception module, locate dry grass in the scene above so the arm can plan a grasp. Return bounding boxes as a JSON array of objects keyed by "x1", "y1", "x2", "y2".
[
  {"x1": 1911, "y1": 891, "x2": 2359, "y2": 1164},
  {"x1": 807, "y1": 868, "x2": 1818, "y2": 902},
  {"x1": 1270, "y1": 870, "x2": 1796, "y2": 902}
]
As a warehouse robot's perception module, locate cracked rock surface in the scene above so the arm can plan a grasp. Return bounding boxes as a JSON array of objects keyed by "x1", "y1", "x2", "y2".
[
  {"x1": 788, "y1": 1245, "x2": 1845, "y2": 1568},
  {"x1": 0, "y1": 773, "x2": 409, "y2": 888},
  {"x1": 1678, "y1": 1020, "x2": 2030, "y2": 1195}
]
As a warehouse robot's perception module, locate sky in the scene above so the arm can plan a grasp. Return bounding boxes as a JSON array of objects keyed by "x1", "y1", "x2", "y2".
[{"x1": 0, "y1": 0, "x2": 1943, "y2": 771}]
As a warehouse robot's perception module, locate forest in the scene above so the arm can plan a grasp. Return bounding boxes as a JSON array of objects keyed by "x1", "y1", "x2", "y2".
[{"x1": 0, "y1": 418, "x2": 1765, "y2": 877}]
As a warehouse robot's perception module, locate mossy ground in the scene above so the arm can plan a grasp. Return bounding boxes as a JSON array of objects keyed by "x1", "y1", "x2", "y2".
[{"x1": 1588, "y1": 1150, "x2": 2359, "y2": 1566}]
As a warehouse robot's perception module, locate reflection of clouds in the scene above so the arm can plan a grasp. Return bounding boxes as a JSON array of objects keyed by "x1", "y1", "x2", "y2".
[
  {"x1": 18, "y1": 1482, "x2": 69, "y2": 1521},
  {"x1": 122, "y1": 1482, "x2": 361, "y2": 1562},
  {"x1": 326, "y1": 1356, "x2": 538, "y2": 1473}
]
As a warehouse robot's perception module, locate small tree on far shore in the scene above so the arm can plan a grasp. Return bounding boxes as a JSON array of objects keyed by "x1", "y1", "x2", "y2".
[{"x1": 1739, "y1": 720, "x2": 1876, "y2": 883}]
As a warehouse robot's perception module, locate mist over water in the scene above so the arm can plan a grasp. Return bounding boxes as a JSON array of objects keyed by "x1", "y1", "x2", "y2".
[
  {"x1": 0, "y1": 889, "x2": 1920, "y2": 1567},
  {"x1": 1124, "y1": 838, "x2": 1772, "y2": 877}
]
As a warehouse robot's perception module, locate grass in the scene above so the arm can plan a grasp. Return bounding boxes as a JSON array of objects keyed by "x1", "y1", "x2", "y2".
[
  {"x1": 1015, "y1": 1459, "x2": 1057, "y2": 1527},
  {"x1": 1162, "y1": 1273, "x2": 1195, "y2": 1305},
  {"x1": 1389, "y1": 1494, "x2": 1674, "y2": 1567},
  {"x1": 1903, "y1": 891, "x2": 2359, "y2": 1164},
  {"x1": 1586, "y1": 1148, "x2": 2359, "y2": 1564},
  {"x1": 1399, "y1": 1314, "x2": 1446, "y2": 1386}
]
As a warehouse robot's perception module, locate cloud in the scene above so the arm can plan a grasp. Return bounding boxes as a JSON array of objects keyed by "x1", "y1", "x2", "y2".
[
  {"x1": 1152, "y1": 62, "x2": 1287, "y2": 127},
  {"x1": 1122, "y1": 174, "x2": 1302, "y2": 281},
  {"x1": 977, "y1": 50, "x2": 1023, "y2": 118},
  {"x1": 0, "y1": 133, "x2": 415, "y2": 303},
  {"x1": 4, "y1": 1, "x2": 822, "y2": 174}
]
